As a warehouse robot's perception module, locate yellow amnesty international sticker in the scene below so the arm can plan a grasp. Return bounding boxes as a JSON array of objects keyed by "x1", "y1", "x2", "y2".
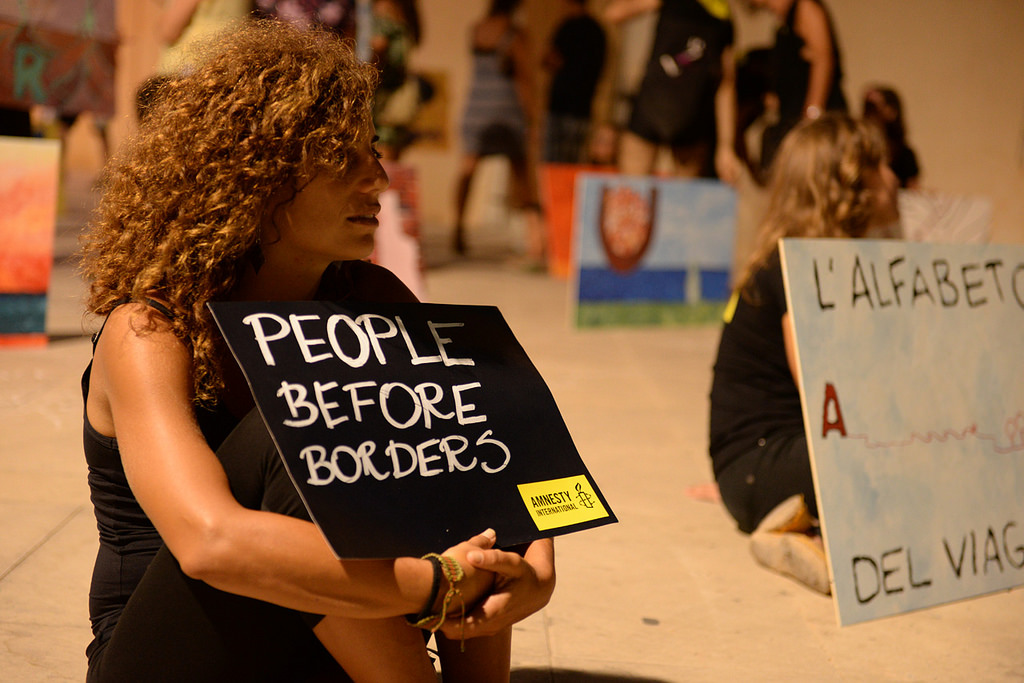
[{"x1": 517, "y1": 475, "x2": 609, "y2": 531}]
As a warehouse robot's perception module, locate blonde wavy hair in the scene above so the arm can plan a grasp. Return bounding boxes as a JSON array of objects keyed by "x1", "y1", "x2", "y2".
[
  {"x1": 79, "y1": 20, "x2": 378, "y2": 404},
  {"x1": 737, "y1": 113, "x2": 887, "y2": 297}
]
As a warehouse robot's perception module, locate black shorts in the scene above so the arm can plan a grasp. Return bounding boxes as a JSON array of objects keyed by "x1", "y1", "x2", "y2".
[{"x1": 714, "y1": 431, "x2": 817, "y2": 534}]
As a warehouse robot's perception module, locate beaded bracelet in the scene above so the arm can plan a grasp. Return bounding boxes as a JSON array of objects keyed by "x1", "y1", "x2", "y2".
[
  {"x1": 406, "y1": 554, "x2": 443, "y2": 626},
  {"x1": 406, "y1": 553, "x2": 467, "y2": 650}
]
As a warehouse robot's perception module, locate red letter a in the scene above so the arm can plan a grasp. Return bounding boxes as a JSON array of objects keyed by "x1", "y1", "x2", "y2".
[{"x1": 822, "y1": 383, "x2": 847, "y2": 438}]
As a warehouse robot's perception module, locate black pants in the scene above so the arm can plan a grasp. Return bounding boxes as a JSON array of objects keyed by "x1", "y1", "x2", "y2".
[
  {"x1": 86, "y1": 410, "x2": 350, "y2": 683},
  {"x1": 714, "y1": 431, "x2": 818, "y2": 534}
]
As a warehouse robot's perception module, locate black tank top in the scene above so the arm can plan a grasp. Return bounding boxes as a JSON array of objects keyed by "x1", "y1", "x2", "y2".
[
  {"x1": 773, "y1": 0, "x2": 847, "y2": 121},
  {"x1": 82, "y1": 299, "x2": 239, "y2": 652}
]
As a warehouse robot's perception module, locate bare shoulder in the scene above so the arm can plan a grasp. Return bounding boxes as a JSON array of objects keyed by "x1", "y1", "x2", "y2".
[
  {"x1": 96, "y1": 302, "x2": 182, "y2": 354},
  {"x1": 88, "y1": 302, "x2": 193, "y2": 435},
  {"x1": 92, "y1": 303, "x2": 193, "y2": 399}
]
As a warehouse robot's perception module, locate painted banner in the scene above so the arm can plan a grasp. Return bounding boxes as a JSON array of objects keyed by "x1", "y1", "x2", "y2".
[
  {"x1": 0, "y1": 135, "x2": 59, "y2": 346},
  {"x1": 209, "y1": 299, "x2": 616, "y2": 558},
  {"x1": 0, "y1": 0, "x2": 117, "y2": 117},
  {"x1": 781, "y1": 238, "x2": 1024, "y2": 626},
  {"x1": 573, "y1": 173, "x2": 735, "y2": 327}
]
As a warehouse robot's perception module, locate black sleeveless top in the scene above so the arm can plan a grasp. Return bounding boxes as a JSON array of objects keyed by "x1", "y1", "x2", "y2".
[
  {"x1": 772, "y1": 0, "x2": 847, "y2": 122},
  {"x1": 82, "y1": 299, "x2": 240, "y2": 650}
]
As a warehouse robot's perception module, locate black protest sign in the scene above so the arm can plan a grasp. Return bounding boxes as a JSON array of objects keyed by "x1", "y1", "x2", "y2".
[{"x1": 209, "y1": 300, "x2": 615, "y2": 558}]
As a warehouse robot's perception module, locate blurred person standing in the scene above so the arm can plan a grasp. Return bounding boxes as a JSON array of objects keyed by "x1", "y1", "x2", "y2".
[
  {"x1": 452, "y1": 0, "x2": 543, "y2": 263},
  {"x1": 541, "y1": 0, "x2": 607, "y2": 164},
  {"x1": 749, "y1": 0, "x2": 847, "y2": 175},
  {"x1": 606, "y1": 0, "x2": 740, "y2": 182}
]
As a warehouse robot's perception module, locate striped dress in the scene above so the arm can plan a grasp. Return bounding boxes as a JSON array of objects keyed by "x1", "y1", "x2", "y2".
[{"x1": 459, "y1": 29, "x2": 528, "y2": 159}]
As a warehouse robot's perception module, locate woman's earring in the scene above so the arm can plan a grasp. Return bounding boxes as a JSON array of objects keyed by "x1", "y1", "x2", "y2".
[{"x1": 247, "y1": 239, "x2": 265, "y2": 273}]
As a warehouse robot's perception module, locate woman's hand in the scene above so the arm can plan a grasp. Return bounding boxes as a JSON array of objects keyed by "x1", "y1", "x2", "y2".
[
  {"x1": 433, "y1": 529, "x2": 500, "y2": 615},
  {"x1": 440, "y1": 537, "x2": 555, "y2": 639}
]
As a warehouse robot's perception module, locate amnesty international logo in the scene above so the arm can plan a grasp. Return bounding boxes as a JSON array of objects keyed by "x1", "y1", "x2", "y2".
[
  {"x1": 575, "y1": 481, "x2": 594, "y2": 509},
  {"x1": 517, "y1": 475, "x2": 608, "y2": 531}
]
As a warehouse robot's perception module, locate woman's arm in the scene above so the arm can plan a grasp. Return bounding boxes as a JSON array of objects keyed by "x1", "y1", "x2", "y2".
[
  {"x1": 714, "y1": 45, "x2": 741, "y2": 184},
  {"x1": 793, "y1": 0, "x2": 835, "y2": 117},
  {"x1": 90, "y1": 303, "x2": 494, "y2": 619}
]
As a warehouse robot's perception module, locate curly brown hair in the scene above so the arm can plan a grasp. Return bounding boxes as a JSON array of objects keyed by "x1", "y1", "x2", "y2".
[
  {"x1": 79, "y1": 19, "x2": 378, "y2": 404},
  {"x1": 736, "y1": 112, "x2": 887, "y2": 297}
]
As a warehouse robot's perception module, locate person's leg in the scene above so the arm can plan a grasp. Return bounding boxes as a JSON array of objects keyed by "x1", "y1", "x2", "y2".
[
  {"x1": 616, "y1": 130, "x2": 658, "y2": 176},
  {"x1": 669, "y1": 141, "x2": 711, "y2": 178},
  {"x1": 453, "y1": 154, "x2": 480, "y2": 255},
  {"x1": 508, "y1": 155, "x2": 545, "y2": 265},
  {"x1": 86, "y1": 410, "x2": 348, "y2": 682},
  {"x1": 747, "y1": 432, "x2": 817, "y2": 526},
  {"x1": 233, "y1": 409, "x2": 441, "y2": 680},
  {"x1": 544, "y1": 114, "x2": 587, "y2": 165},
  {"x1": 541, "y1": 112, "x2": 561, "y2": 163},
  {"x1": 716, "y1": 433, "x2": 829, "y2": 594},
  {"x1": 313, "y1": 616, "x2": 436, "y2": 683},
  {"x1": 436, "y1": 627, "x2": 512, "y2": 683},
  {"x1": 87, "y1": 545, "x2": 344, "y2": 683},
  {"x1": 565, "y1": 117, "x2": 591, "y2": 165},
  {"x1": 89, "y1": 409, "x2": 436, "y2": 682}
]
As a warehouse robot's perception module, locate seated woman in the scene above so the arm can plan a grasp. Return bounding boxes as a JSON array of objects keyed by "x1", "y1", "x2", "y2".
[
  {"x1": 708, "y1": 113, "x2": 899, "y2": 594},
  {"x1": 79, "y1": 19, "x2": 554, "y2": 682}
]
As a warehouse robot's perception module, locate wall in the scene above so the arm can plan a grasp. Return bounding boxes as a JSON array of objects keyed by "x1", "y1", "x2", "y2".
[{"x1": 828, "y1": 0, "x2": 1024, "y2": 243}]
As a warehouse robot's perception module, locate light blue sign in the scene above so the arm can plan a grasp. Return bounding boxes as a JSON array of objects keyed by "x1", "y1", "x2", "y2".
[
  {"x1": 572, "y1": 174, "x2": 735, "y2": 327},
  {"x1": 781, "y1": 238, "x2": 1024, "y2": 625}
]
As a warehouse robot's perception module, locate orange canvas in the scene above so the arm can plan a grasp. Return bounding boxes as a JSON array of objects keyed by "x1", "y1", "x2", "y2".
[
  {"x1": 539, "y1": 164, "x2": 614, "y2": 279},
  {"x1": 0, "y1": 136, "x2": 59, "y2": 343}
]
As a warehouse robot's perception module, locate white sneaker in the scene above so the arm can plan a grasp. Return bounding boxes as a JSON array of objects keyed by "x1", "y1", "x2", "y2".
[{"x1": 749, "y1": 495, "x2": 831, "y2": 595}]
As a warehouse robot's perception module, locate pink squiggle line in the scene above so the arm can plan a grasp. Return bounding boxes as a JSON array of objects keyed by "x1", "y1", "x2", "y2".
[{"x1": 845, "y1": 423, "x2": 1024, "y2": 454}]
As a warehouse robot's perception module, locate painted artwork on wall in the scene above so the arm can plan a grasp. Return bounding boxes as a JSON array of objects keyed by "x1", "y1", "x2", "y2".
[
  {"x1": 0, "y1": 136, "x2": 60, "y2": 346},
  {"x1": 781, "y1": 238, "x2": 1024, "y2": 626},
  {"x1": 0, "y1": 1, "x2": 117, "y2": 117},
  {"x1": 572, "y1": 173, "x2": 735, "y2": 327}
]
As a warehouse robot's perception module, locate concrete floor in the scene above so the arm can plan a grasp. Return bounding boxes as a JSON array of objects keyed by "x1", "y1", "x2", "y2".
[{"x1": 2, "y1": 176, "x2": 1022, "y2": 682}]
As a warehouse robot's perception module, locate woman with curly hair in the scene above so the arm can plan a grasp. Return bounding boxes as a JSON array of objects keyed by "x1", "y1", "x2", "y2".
[
  {"x1": 79, "y1": 20, "x2": 553, "y2": 682},
  {"x1": 707, "y1": 113, "x2": 898, "y2": 594}
]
